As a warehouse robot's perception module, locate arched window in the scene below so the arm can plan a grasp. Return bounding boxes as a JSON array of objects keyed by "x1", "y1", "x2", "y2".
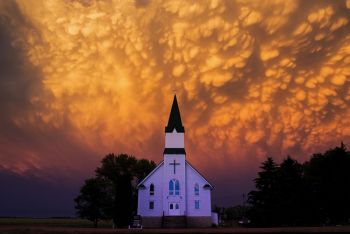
[
  {"x1": 169, "y1": 180, "x2": 174, "y2": 195},
  {"x1": 194, "y1": 183, "x2": 199, "y2": 196},
  {"x1": 150, "y1": 184, "x2": 154, "y2": 196},
  {"x1": 175, "y1": 180, "x2": 180, "y2": 195},
  {"x1": 169, "y1": 179, "x2": 180, "y2": 195}
]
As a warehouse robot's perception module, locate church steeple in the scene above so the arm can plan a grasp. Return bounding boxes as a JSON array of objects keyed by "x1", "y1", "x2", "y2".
[
  {"x1": 165, "y1": 95, "x2": 185, "y2": 133},
  {"x1": 164, "y1": 95, "x2": 185, "y2": 153}
]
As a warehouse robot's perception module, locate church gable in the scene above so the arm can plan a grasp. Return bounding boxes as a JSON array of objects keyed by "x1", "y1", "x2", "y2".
[
  {"x1": 137, "y1": 161, "x2": 164, "y2": 217},
  {"x1": 186, "y1": 161, "x2": 213, "y2": 189},
  {"x1": 185, "y1": 161, "x2": 213, "y2": 217},
  {"x1": 137, "y1": 161, "x2": 164, "y2": 188}
]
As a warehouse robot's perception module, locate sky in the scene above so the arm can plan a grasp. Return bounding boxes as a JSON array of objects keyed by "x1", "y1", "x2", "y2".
[{"x1": 0, "y1": 0, "x2": 350, "y2": 217}]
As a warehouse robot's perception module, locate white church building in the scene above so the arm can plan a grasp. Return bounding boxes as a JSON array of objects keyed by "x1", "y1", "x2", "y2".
[{"x1": 137, "y1": 95, "x2": 214, "y2": 228}]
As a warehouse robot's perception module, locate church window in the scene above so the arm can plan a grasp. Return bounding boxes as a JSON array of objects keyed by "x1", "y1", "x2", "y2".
[
  {"x1": 195, "y1": 200, "x2": 200, "y2": 209},
  {"x1": 170, "y1": 203, "x2": 173, "y2": 209},
  {"x1": 175, "y1": 204, "x2": 179, "y2": 209},
  {"x1": 169, "y1": 179, "x2": 180, "y2": 195},
  {"x1": 169, "y1": 180, "x2": 174, "y2": 195},
  {"x1": 149, "y1": 201, "x2": 154, "y2": 209},
  {"x1": 194, "y1": 183, "x2": 199, "y2": 196},
  {"x1": 150, "y1": 184, "x2": 154, "y2": 196},
  {"x1": 175, "y1": 180, "x2": 180, "y2": 195}
]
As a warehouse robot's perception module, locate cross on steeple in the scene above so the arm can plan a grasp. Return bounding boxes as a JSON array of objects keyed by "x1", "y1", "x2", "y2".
[
  {"x1": 169, "y1": 159, "x2": 180, "y2": 174},
  {"x1": 171, "y1": 77, "x2": 177, "y2": 94}
]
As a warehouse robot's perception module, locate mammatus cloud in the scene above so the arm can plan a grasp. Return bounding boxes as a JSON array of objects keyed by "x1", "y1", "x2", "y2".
[{"x1": 1, "y1": 0, "x2": 350, "y2": 205}]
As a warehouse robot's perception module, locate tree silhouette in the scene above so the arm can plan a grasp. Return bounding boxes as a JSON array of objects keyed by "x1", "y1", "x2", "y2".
[
  {"x1": 248, "y1": 143, "x2": 350, "y2": 226},
  {"x1": 74, "y1": 178, "x2": 112, "y2": 227},
  {"x1": 274, "y1": 156, "x2": 303, "y2": 225},
  {"x1": 75, "y1": 153, "x2": 156, "y2": 227},
  {"x1": 304, "y1": 143, "x2": 350, "y2": 224},
  {"x1": 248, "y1": 157, "x2": 278, "y2": 226},
  {"x1": 95, "y1": 154, "x2": 137, "y2": 227}
]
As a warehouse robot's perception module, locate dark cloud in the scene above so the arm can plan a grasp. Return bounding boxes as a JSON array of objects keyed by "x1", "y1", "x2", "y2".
[
  {"x1": 134, "y1": 0, "x2": 151, "y2": 8},
  {"x1": 0, "y1": 1, "x2": 99, "y2": 180},
  {"x1": 0, "y1": 2, "x2": 43, "y2": 120},
  {"x1": 0, "y1": 168, "x2": 77, "y2": 217},
  {"x1": 1, "y1": 0, "x2": 350, "y2": 216}
]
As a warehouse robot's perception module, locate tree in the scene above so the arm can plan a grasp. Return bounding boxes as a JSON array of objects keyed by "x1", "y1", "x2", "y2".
[
  {"x1": 304, "y1": 143, "x2": 350, "y2": 224},
  {"x1": 248, "y1": 157, "x2": 278, "y2": 226},
  {"x1": 225, "y1": 205, "x2": 250, "y2": 221},
  {"x1": 74, "y1": 178, "x2": 112, "y2": 227},
  {"x1": 75, "y1": 153, "x2": 156, "y2": 227},
  {"x1": 248, "y1": 143, "x2": 350, "y2": 226},
  {"x1": 134, "y1": 159, "x2": 157, "y2": 181},
  {"x1": 95, "y1": 154, "x2": 137, "y2": 227},
  {"x1": 274, "y1": 156, "x2": 303, "y2": 225},
  {"x1": 248, "y1": 156, "x2": 303, "y2": 226}
]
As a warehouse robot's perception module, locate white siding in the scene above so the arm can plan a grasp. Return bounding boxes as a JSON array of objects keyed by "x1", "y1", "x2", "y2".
[
  {"x1": 137, "y1": 160, "x2": 212, "y2": 218},
  {"x1": 165, "y1": 131, "x2": 184, "y2": 148},
  {"x1": 185, "y1": 162, "x2": 212, "y2": 217},
  {"x1": 163, "y1": 154, "x2": 186, "y2": 216},
  {"x1": 137, "y1": 163, "x2": 164, "y2": 217}
]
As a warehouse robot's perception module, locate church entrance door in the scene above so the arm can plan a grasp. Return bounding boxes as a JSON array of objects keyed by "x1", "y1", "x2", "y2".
[{"x1": 168, "y1": 202, "x2": 180, "y2": 216}]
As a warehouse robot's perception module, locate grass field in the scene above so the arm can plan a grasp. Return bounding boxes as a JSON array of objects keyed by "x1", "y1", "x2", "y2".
[
  {"x1": 1, "y1": 218, "x2": 350, "y2": 233},
  {"x1": 0, "y1": 217, "x2": 112, "y2": 228}
]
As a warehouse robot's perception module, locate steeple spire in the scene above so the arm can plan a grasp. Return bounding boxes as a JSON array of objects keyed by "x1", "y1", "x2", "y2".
[{"x1": 165, "y1": 95, "x2": 185, "y2": 133}]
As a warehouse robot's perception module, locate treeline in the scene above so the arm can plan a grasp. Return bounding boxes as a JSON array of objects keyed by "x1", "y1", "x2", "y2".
[
  {"x1": 74, "y1": 154, "x2": 156, "y2": 227},
  {"x1": 213, "y1": 205, "x2": 250, "y2": 227},
  {"x1": 248, "y1": 143, "x2": 350, "y2": 226}
]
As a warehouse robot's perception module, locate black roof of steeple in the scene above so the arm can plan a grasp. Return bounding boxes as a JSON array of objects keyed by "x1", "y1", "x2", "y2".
[{"x1": 165, "y1": 95, "x2": 185, "y2": 133}]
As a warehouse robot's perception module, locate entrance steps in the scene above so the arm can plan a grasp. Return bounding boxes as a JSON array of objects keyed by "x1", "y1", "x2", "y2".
[{"x1": 162, "y1": 215, "x2": 187, "y2": 228}]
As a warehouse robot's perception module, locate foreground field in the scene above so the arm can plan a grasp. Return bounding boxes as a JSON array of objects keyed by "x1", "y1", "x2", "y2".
[
  {"x1": 1, "y1": 218, "x2": 350, "y2": 233},
  {"x1": 0, "y1": 218, "x2": 112, "y2": 228},
  {"x1": 2, "y1": 226, "x2": 350, "y2": 234}
]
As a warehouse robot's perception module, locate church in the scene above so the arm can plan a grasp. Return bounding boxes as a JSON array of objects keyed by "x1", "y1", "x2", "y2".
[{"x1": 137, "y1": 95, "x2": 213, "y2": 228}]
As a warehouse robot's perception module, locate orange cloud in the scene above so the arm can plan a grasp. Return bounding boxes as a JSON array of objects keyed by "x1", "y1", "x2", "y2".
[{"x1": 0, "y1": 0, "x2": 350, "y2": 192}]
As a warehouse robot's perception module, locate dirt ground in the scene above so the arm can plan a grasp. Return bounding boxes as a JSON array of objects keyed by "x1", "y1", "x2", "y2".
[{"x1": 1, "y1": 226, "x2": 350, "y2": 234}]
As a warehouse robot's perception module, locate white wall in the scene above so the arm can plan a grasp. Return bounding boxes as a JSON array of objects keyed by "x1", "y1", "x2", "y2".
[
  {"x1": 137, "y1": 163, "x2": 164, "y2": 217},
  {"x1": 163, "y1": 154, "x2": 186, "y2": 216},
  {"x1": 165, "y1": 131, "x2": 184, "y2": 148},
  {"x1": 185, "y1": 162, "x2": 212, "y2": 217},
  {"x1": 137, "y1": 159, "x2": 212, "y2": 218}
]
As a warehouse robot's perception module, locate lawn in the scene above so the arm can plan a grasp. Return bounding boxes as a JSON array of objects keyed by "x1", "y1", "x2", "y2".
[
  {"x1": 0, "y1": 217, "x2": 112, "y2": 228},
  {"x1": 1, "y1": 218, "x2": 350, "y2": 233}
]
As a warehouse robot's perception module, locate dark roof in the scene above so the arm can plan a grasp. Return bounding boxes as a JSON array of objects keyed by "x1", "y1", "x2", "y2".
[
  {"x1": 165, "y1": 95, "x2": 185, "y2": 133},
  {"x1": 163, "y1": 148, "x2": 186, "y2": 155}
]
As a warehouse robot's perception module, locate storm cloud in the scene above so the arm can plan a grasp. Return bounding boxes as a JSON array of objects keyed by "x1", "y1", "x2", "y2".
[{"x1": 1, "y1": 0, "x2": 350, "y2": 211}]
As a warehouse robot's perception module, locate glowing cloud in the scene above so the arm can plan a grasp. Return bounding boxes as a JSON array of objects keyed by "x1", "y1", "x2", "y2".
[{"x1": 0, "y1": 0, "x2": 350, "y2": 198}]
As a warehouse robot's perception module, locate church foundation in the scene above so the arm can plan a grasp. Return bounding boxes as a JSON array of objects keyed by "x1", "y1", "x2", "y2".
[
  {"x1": 142, "y1": 216, "x2": 162, "y2": 228},
  {"x1": 141, "y1": 216, "x2": 212, "y2": 228},
  {"x1": 186, "y1": 216, "x2": 212, "y2": 227}
]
